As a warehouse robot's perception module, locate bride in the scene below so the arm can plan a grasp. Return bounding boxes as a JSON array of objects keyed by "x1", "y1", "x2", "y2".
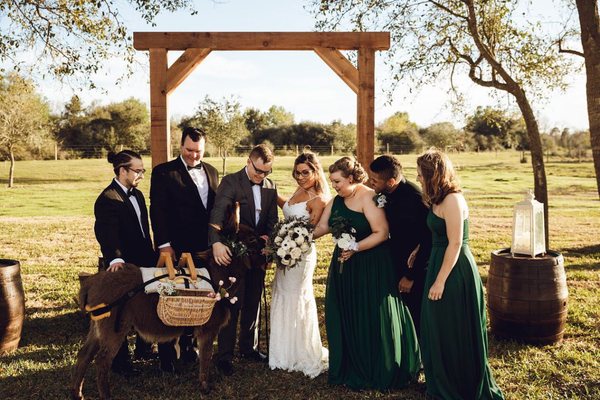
[{"x1": 269, "y1": 151, "x2": 329, "y2": 378}]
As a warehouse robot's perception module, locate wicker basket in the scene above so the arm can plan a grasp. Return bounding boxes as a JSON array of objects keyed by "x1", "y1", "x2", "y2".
[{"x1": 157, "y1": 289, "x2": 218, "y2": 326}]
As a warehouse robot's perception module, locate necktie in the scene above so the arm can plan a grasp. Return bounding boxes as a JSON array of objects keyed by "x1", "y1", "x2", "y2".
[{"x1": 187, "y1": 163, "x2": 203, "y2": 171}]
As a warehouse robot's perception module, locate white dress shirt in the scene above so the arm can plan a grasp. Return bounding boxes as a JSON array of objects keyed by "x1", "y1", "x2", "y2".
[{"x1": 245, "y1": 167, "x2": 261, "y2": 225}]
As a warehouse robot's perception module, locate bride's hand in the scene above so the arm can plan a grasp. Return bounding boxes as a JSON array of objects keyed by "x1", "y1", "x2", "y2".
[{"x1": 339, "y1": 249, "x2": 355, "y2": 262}]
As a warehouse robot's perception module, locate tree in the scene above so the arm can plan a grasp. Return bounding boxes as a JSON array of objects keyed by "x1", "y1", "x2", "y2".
[
  {"x1": 312, "y1": 0, "x2": 574, "y2": 247},
  {"x1": 422, "y1": 122, "x2": 460, "y2": 150},
  {"x1": 0, "y1": 74, "x2": 50, "y2": 187},
  {"x1": 184, "y1": 96, "x2": 250, "y2": 175},
  {"x1": 377, "y1": 112, "x2": 422, "y2": 153},
  {"x1": 329, "y1": 120, "x2": 357, "y2": 153},
  {"x1": 0, "y1": 1, "x2": 196, "y2": 87},
  {"x1": 558, "y1": 0, "x2": 600, "y2": 199},
  {"x1": 465, "y1": 106, "x2": 521, "y2": 150},
  {"x1": 263, "y1": 105, "x2": 295, "y2": 128}
]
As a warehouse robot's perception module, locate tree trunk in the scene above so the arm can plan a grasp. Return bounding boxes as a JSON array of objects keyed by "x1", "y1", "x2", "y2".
[
  {"x1": 8, "y1": 146, "x2": 15, "y2": 188},
  {"x1": 514, "y1": 89, "x2": 550, "y2": 249},
  {"x1": 576, "y1": 0, "x2": 600, "y2": 200},
  {"x1": 221, "y1": 148, "x2": 227, "y2": 177}
]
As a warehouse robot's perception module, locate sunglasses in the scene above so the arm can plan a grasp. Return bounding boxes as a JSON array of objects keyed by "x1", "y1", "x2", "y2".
[{"x1": 249, "y1": 158, "x2": 272, "y2": 176}]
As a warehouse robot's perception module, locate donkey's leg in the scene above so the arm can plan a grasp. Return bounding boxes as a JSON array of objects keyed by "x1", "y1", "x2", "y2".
[
  {"x1": 196, "y1": 326, "x2": 219, "y2": 394},
  {"x1": 70, "y1": 328, "x2": 100, "y2": 400},
  {"x1": 94, "y1": 324, "x2": 129, "y2": 400}
]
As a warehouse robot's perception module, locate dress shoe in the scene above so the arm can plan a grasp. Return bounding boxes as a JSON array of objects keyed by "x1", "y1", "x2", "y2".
[
  {"x1": 111, "y1": 361, "x2": 141, "y2": 378},
  {"x1": 240, "y1": 350, "x2": 268, "y2": 363},
  {"x1": 215, "y1": 360, "x2": 234, "y2": 376}
]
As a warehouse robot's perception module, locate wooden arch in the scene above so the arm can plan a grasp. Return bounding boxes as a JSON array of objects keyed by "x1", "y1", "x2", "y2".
[{"x1": 133, "y1": 32, "x2": 390, "y2": 168}]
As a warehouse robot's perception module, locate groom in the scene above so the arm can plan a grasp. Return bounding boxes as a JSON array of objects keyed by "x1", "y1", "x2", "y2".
[
  {"x1": 209, "y1": 144, "x2": 278, "y2": 376},
  {"x1": 369, "y1": 155, "x2": 431, "y2": 337}
]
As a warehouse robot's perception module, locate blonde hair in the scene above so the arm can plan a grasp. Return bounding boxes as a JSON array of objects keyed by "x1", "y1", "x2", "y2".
[{"x1": 416, "y1": 148, "x2": 461, "y2": 205}]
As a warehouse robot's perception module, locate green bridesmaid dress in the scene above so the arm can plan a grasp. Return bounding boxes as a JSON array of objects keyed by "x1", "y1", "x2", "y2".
[
  {"x1": 421, "y1": 211, "x2": 504, "y2": 400},
  {"x1": 325, "y1": 196, "x2": 421, "y2": 390}
]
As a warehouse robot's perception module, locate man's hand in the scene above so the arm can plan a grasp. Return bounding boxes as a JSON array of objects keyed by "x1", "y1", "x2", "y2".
[
  {"x1": 213, "y1": 242, "x2": 232, "y2": 266},
  {"x1": 159, "y1": 246, "x2": 176, "y2": 261},
  {"x1": 107, "y1": 262, "x2": 125, "y2": 272},
  {"x1": 398, "y1": 276, "x2": 414, "y2": 294}
]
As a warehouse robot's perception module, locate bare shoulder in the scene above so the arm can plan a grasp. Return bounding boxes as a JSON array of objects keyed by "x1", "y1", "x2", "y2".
[{"x1": 440, "y1": 192, "x2": 468, "y2": 217}]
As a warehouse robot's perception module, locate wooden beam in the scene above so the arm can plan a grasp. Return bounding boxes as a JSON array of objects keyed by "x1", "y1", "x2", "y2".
[
  {"x1": 166, "y1": 48, "x2": 211, "y2": 94},
  {"x1": 149, "y1": 48, "x2": 170, "y2": 168},
  {"x1": 134, "y1": 32, "x2": 390, "y2": 51},
  {"x1": 313, "y1": 47, "x2": 359, "y2": 94},
  {"x1": 357, "y1": 48, "x2": 375, "y2": 169}
]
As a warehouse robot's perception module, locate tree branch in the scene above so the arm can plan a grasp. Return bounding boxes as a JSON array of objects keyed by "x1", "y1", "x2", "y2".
[{"x1": 558, "y1": 37, "x2": 585, "y2": 57}]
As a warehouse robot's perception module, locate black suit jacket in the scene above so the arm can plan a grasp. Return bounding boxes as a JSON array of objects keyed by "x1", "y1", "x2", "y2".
[
  {"x1": 150, "y1": 157, "x2": 219, "y2": 256},
  {"x1": 208, "y1": 168, "x2": 278, "y2": 246},
  {"x1": 385, "y1": 178, "x2": 431, "y2": 281},
  {"x1": 94, "y1": 180, "x2": 156, "y2": 267}
]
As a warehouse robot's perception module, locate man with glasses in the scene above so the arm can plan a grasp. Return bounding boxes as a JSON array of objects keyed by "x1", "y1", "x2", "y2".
[
  {"x1": 94, "y1": 149, "x2": 157, "y2": 376},
  {"x1": 209, "y1": 144, "x2": 278, "y2": 376},
  {"x1": 150, "y1": 126, "x2": 219, "y2": 372}
]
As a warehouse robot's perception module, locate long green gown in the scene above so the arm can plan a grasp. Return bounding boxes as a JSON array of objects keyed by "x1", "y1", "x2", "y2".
[
  {"x1": 421, "y1": 211, "x2": 504, "y2": 400},
  {"x1": 325, "y1": 196, "x2": 421, "y2": 390}
]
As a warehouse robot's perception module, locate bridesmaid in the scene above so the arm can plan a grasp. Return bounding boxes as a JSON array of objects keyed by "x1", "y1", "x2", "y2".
[
  {"x1": 416, "y1": 149, "x2": 504, "y2": 400},
  {"x1": 313, "y1": 157, "x2": 420, "y2": 390}
]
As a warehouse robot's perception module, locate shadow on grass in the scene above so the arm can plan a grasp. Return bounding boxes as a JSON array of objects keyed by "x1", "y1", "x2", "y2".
[
  {"x1": 562, "y1": 243, "x2": 600, "y2": 257},
  {"x1": 19, "y1": 308, "x2": 88, "y2": 348}
]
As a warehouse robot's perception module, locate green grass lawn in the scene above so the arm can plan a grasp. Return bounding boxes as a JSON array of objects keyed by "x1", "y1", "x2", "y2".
[{"x1": 0, "y1": 152, "x2": 599, "y2": 399}]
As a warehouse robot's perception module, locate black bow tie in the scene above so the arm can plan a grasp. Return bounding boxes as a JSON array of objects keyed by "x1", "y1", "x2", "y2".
[
  {"x1": 249, "y1": 179, "x2": 263, "y2": 187},
  {"x1": 127, "y1": 188, "x2": 135, "y2": 197},
  {"x1": 187, "y1": 163, "x2": 203, "y2": 171}
]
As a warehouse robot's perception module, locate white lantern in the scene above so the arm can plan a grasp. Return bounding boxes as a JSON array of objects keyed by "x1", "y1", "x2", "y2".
[{"x1": 511, "y1": 190, "x2": 546, "y2": 257}]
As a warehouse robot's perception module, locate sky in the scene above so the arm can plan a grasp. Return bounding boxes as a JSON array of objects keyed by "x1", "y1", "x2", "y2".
[{"x1": 36, "y1": 0, "x2": 589, "y2": 131}]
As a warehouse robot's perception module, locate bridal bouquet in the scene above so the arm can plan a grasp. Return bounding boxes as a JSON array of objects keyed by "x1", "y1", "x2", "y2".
[
  {"x1": 265, "y1": 216, "x2": 314, "y2": 270},
  {"x1": 330, "y1": 215, "x2": 357, "y2": 273}
]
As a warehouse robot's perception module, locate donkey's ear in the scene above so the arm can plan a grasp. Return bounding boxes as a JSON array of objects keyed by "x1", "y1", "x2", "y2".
[{"x1": 224, "y1": 201, "x2": 240, "y2": 234}]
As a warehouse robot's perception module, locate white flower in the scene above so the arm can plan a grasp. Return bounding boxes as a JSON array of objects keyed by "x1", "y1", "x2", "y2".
[
  {"x1": 300, "y1": 242, "x2": 310, "y2": 252},
  {"x1": 224, "y1": 292, "x2": 229, "y2": 298},
  {"x1": 230, "y1": 297, "x2": 238, "y2": 304},
  {"x1": 277, "y1": 247, "x2": 287, "y2": 258},
  {"x1": 288, "y1": 239, "x2": 297, "y2": 248},
  {"x1": 274, "y1": 236, "x2": 283, "y2": 245},
  {"x1": 229, "y1": 277, "x2": 237, "y2": 283},
  {"x1": 295, "y1": 235, "x2": 305, "y2": 245},
  {"x1": 218, "y1": 280, "x2": 224, "y2": 286},
  {"x1": 337, "y1": 237, "x2": 350, "y2": 249},
  {"x1": 281, "y1": 257, "x2": 291, "y2": 266},
  {"x1": 293, "y1": 227, "x2": 303, "y2": 235},
  {"x1": 290, "y1": 247, "x2": 302, "y2": 260},
  {"x1": 215, "y1": 293, "x2": 222, "y2": 301},
  {"x1": 376, "y1": 195, "x2": 387, "y2": 208}
]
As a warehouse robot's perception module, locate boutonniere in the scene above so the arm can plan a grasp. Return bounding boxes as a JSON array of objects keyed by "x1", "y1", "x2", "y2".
[{"x1": 373, "y1": 193, "x2": 387, "y2": 208}]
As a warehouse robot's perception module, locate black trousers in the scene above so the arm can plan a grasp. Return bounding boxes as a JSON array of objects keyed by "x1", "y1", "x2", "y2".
[
  {"x1": 400, "y1": 273, "x2": 426, "y2": 339},
  {"x1": 215, "y1": 266, "x2": 266, "y2": 362}
]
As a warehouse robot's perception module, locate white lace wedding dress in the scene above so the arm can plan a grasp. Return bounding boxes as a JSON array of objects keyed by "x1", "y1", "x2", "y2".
[{"x1": 268, "y1": 200, "x2": 328, "y2": 378}]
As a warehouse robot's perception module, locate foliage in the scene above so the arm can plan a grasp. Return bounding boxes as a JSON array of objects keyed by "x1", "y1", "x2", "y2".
[
  {"x1": 0, "y1": 0, "x2": 196, "y2": 87},
  {"x1": 465, "y1": 106, "x2": 527, "y2": 151},
  {"x1": 377, "y1": 112, "x2": 422, "y2": 153},
  {"x1": 421, "y1": 122, "x2": 460, "y2": 150},
  {"x1": 55, "y1": 96, "x2": 150, "y2": 157},
  {"x1": 0, "y1": 73, "x2": 50, "y2": 187},
  {"x1": 329, "y1": 120, "x2": 357, "y2": 153},
  {"x1": 182, "y1": 96, "x2": 250, "y2": 175}
]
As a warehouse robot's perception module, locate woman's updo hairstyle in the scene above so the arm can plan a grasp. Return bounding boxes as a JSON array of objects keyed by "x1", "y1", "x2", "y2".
[
  {"x1": 107, "y1": 150, "x2": 142, "y2": 176},
  {"x1": 328, "y1": 156, "x2": 367, "y2": 183}
]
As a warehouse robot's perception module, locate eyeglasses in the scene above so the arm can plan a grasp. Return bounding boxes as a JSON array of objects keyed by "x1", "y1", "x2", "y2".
[
  {"x1": 126, "y1": 167, "x2": 146, "y2": 176},
  {"x1": 293, "y1": 169, "x2": 313, "y2": 178},
  {"x1": 249, "y1": 158, "x2": 272, "y2": 176}
]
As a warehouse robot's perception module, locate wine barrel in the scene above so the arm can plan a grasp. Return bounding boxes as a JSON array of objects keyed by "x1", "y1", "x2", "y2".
[
  {"x1": 487, "y1": 249, "x2": 568, "y2": 345},
  {"x1": 0, "y1": 259, "x2": 25, "y2": 353}
]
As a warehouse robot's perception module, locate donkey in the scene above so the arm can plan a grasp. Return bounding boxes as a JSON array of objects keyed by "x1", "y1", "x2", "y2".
[{"x1": 71, "y1": 203, "x2": 261, "y2": 400}]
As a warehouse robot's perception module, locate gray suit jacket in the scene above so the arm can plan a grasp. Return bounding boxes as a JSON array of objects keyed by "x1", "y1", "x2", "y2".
[{"x1": 208, "y1": 168, "x2": 278, "y2": 246}]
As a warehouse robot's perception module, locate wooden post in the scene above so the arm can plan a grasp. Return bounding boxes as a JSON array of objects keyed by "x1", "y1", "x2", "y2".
[
  {"x1": 331, "y1": 145, "x2": 334, "y2": 156},
  {"x1": 149, "y1": 48, "x2": 170, "y2": 168},
  {"x1": 357, "y1": 48, "x2": 375, "y2": 168},
  {"x1": 54, "y1": 142, "x2": 58, "y2": 161}
]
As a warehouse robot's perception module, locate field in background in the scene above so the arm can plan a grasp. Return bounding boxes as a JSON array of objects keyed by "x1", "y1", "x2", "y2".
[{"x1": 0, "y1": 152, "x2": 598, "y2": 399}]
